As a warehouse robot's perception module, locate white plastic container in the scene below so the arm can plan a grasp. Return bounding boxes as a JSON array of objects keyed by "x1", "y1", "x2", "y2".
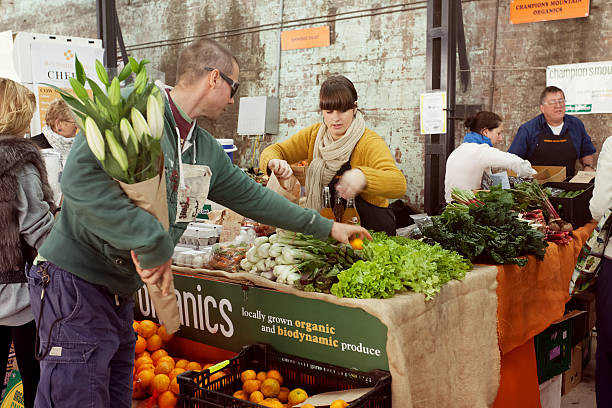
[{"x1": 216, "y1": 138, "x2": 237, "y2": 161}]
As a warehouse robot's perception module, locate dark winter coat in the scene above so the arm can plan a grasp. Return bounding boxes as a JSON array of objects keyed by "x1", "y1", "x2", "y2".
[{"x1": 0, "y1": 136, "x2": 56, "y2": 283}]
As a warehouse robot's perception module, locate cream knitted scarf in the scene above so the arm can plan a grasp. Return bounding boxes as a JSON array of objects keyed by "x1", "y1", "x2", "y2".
[
  {"x1": 42, "y1": 125, "x2": 74, "y2": 162},
  {"x1": 305, "y1": 111, "x2": 365, "y2": 210}
]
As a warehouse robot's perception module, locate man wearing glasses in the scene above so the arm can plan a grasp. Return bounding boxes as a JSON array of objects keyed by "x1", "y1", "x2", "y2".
[{"x1": 508, "y1": 86, "x2": 596, "y2": 177}]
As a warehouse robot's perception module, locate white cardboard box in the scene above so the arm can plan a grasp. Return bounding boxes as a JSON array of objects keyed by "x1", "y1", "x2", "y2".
[{"x1": 539, "y1": 373, "x2": 562, "y2": 408}]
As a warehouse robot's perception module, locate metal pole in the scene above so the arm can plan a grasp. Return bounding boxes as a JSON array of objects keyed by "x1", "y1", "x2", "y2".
[{"x1": 97, "y1": 0, "x2": 117, "y2": 68}]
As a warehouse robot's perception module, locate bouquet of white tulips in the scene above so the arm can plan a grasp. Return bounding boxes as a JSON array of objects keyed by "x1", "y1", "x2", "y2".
[
  {"x1": 49, "y1": 56, "x2": 165, "y2": 184},
  {"x1": 48, "y1": 56, "x2": 180, "y2": 333}
]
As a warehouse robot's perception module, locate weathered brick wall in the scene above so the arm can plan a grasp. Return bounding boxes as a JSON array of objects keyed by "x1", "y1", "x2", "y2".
[{"x1": 2, "y1": 0, "x2": 610, "y2": 210}]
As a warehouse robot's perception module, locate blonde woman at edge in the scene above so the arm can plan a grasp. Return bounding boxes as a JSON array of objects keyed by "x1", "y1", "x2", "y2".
[{"x1": 259, "y1": 75, "x2": 406, "y2": 235}]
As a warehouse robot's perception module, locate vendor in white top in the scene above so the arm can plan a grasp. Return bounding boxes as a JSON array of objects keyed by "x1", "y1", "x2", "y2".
[{"x1": 444, "y1": 111, "x2": 535, "y2": 202}]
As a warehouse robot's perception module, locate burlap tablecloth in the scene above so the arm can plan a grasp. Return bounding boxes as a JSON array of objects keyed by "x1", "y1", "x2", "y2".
[{"x1": 172, "y1": 264, "x2": 500, "y2": 408}]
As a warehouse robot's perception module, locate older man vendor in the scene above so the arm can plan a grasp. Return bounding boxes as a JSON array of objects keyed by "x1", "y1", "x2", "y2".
[{"x1": 508, "y1": 86, "x2": 596, "y2": 177}]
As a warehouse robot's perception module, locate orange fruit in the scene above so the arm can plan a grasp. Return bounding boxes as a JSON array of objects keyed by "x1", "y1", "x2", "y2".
[
  {"x1": 151, "y1": 374, "x2": 170, "y2": 394},
  {"x1": 175, "y1": 359, "x2": 189, "y2": 369},
  {"x1": 169, "y1": 367, "x2": 185, "y2": 382},
  {"x1": 132, "y1": 320, "x2": 140, "y2": 332},
  {"x1": 132, "y1": 381, "x2": 148, "y2": 399},
  {"x1": 260, "y1": 398, "x2": 283, "y2": 408},
  {"x1": 138, "y1": 320, "x2": 157, "y2": 338},
  {"x1": 261, "y1": 378, "x2": 280, "y2": 398},
  {"x1": 350, "y1": 237, "x2": 364, "y2": 250},
  {"x1": 137, "y1": 363, "x2": 155, "y2": 374},
  {"x1": 233, "y1": 390, "x2": 249, "y2": 400},
  {"x1": 135, "y1": 335, "x2": 147, "y2": 354},
  {"x1": 157, "y1": 390, "x2": 178, "y2": 408},
  {"x1": 136, "y1": 369, "x2": 155, "y2": 388},
  {"x1": 330, "y1": 400, "x2": 349, "y2": 408},
  {"x1": 186, "y1": 361, "x2": 202, "y2": 371},
  {"x1": 278, "y1": 387, "x2": 289, "y2": 403},
  {"x1": 243, "y1": 379, "x2": 261, "y2": 394},
  {"x1": 256, "y1": 371, "x2": 268, "y2": 382},
  {"x1": 287, "y1": 388, "x2": 308, "y2": 405},
  {"x1": 170, "y1": 377, "x2": 180, "y2": 394},
  {"x1": 158, "y1": 325, "x2": 174, "y2": 342},
  {"x1": 151, "y1": 349, "x2": 169, "y2": 363},
  {"x1": 146, "y1": 334, "x2": 163, "y2": 351},
  {"x1": 250, "y1": 390, "x2": 265, "y2": 403},
  {"x1": 209, "y1": 371, "x2": 225, "y2": 382},
  {"x1": 266, "y1": 370, "x2": 283, "y2": 385},
  {"x1": 157, "y1": 356, "x2": 175, "y2": 367},
  {"x1": 137, "y1": 350, "x2": 151, "y2": 359},
  {"x1": 155, "y1": 360, "x2": 174, "y2": 375},
  {"x1": 241, "y1": 369, "x2": 257, "y2": 383},
  {"x1": 135, "y1": 355, "x2": 154, "y2": 369}
]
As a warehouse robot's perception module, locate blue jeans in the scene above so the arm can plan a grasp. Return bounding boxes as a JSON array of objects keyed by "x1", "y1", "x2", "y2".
[{"x1": 26, "y1": 262, "x2": 136, "y2": 408}]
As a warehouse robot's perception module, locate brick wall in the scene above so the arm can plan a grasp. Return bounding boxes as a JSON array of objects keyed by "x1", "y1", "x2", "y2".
[{"x1": 2, "y1": 0, "x2": 610, "y2": 210}]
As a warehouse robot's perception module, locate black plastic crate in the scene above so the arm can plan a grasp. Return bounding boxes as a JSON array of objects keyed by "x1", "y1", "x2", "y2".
[
  {"x1": 545, "y1": 182, "x2": 594, "y2": 228},
  {"x1": 177, "y1": 343, "x2": 391, "y2": 408}
]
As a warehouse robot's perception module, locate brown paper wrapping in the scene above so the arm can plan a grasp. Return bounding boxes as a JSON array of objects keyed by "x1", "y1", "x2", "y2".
[
  {"x1": 118, "y1": 173, "x2": 180, "y2": 334},
  {"x1": 266, "y1": 172, "x2": 301, "y2": 203}
]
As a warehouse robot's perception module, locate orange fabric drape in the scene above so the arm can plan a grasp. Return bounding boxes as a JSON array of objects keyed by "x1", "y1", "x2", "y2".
[
  {"x1": 493, "y1": 338, "x2": 542, "y2": 408},
  {"x1": 496, "y1": 221, "x2": 596, "y2": 354},
  {"x1": 493, "y1": 221, "x2": 596, "y2": 407}
]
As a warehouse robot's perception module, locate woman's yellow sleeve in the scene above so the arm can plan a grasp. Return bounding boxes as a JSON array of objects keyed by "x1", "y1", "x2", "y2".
[
  {"x1": 259, "y1": 124, "x2": 319, "y2": 173},
  {"x1": 352, "y1": 132, "x2": 407, "y2": 198}
]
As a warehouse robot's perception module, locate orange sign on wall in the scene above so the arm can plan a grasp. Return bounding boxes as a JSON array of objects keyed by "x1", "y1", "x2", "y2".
[
  {"x1": 510, "y1": 0, "x2": 590, "y2": 24},
  {"x1": 281, "y1": 26, "x2": 330, "y2": 51}
]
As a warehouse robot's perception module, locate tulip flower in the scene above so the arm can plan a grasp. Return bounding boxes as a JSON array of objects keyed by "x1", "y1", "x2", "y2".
[
  {"x1": 131, "y1": 107, "x2": 151, "y2": 141},
  {"x1": 120, "y1": 118, "x2": 139, "y2": 153},
  {"x1": 84, "y1": 117, "x2": 105, "y2": 162},
  {"x1": 147, "y1": 95, "x2": 164, "y2": 140},
  {"x1": 105, "y1": 129, "x2": 128, "y2": 172},
  {"x1": 108, "y1": 77, "x2": 121, "y2": 106}
]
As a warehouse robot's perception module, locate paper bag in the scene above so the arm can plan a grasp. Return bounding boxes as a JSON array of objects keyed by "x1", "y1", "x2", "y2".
[
  {"x1": 267, "y1": 173, "x2": 301, "y2": 203},
  {"x1": 118, "y1": 173, "x2": 180, "y2": 334}
]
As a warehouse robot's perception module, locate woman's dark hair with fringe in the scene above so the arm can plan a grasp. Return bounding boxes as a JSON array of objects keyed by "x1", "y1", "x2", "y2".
[
  {"x1": 319, "y1": 75, "x2": 358, "y2": 112},
  {"x1": 464, "y1": 111, "x2": 502, "y2": 135}
]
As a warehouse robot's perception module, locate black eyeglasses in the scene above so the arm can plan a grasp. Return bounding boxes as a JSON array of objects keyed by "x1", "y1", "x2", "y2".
[{"x1": 204, "y1": 67, "x2": 239, "y2": 98}]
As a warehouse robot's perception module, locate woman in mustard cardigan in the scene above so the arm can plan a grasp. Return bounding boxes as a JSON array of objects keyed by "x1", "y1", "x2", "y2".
[{"x1": 259, "y1": 75, "x2": 406, "y2": 235}]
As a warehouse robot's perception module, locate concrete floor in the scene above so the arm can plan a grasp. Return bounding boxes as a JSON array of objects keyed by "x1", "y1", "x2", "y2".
[{"x1": 561, "y1": 334, "x2": 596, "y2": 408}]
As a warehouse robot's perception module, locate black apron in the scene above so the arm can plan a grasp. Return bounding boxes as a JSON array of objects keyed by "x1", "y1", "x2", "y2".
[
  {"x1": 328, "y1": 162, "x2": 396, "y2": 235},
  {"x1": 527, "y1": 126, "x2": 578, "y2": 177}
]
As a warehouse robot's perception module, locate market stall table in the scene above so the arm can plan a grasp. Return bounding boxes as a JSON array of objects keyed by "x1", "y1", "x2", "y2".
[{"x1": 138, "y1": 264, "x2": 500, "y2": 408}]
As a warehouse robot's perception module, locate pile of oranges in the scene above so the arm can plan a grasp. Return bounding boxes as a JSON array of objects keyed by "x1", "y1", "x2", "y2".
[
  {"x1": 231, "y1": 369, "x2": 350, "y2": 407},
  {"x1": 132, "y1": 319, "x2": 227, "y2": 408}
]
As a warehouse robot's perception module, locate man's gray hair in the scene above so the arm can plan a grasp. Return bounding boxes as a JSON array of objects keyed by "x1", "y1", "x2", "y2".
[{"x1": 176, "y1": 39, "x2": 238, "y2": 84}]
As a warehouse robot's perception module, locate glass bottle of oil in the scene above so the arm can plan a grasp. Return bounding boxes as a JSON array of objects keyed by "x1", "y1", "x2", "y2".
[
  {"x1": 341, "y1": 198, "x2": 360, "y2": 225},
  {"x1": 333, "y1": 195, "x2": 344, "y2": 222},
  {"x1": 320, "y1": 186, "x2": 335, "y2": 220}
]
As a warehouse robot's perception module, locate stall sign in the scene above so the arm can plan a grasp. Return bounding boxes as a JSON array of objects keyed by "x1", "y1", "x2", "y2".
[
  {"x1": 134, "y1": 274, "x2": 389, "y2": 372},
  {"x1": 547, "y1": 61, "x2": 612, "y2": 114},
  {"x1": 420, "y1": 92, "x2": 447, "y2": 134},
  {"x1": 281, "y1": 26, "x2": 330, "y2": 51},
  {"x1": 510, "y1": 0, "x2": 590, "y2": 24}
]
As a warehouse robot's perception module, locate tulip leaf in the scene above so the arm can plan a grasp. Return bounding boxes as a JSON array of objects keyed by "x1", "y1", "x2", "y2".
[
  {"x1": 95, "y1": 60, "x2": 110, "y2": 87},
  {"x1": 69, "y1": 77, "x2": 90, "y2": 103},
  {"x1": 138, "y1": 59, "x2": 150, "y2": 73},
  {"x1": 129, "y1": 57, "x2": 140, "y2": 74},
  {"x1": 117, "y1": 63, "x2": 133, "y2": 82},
  {"x1": 74, "y1": 55, "x2": 86, "y2": 86},
  {"x1": 86, "y1": 78, "x2": 110, "y2": 106}
]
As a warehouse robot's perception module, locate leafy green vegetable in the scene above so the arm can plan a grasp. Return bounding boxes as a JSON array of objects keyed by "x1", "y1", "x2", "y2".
[
  {"x1": 330, "y1": 233, "x2": 472, "y2": 300},
  {"x1": 423, "y1": 186, "x2": 548, "y2": 266}
]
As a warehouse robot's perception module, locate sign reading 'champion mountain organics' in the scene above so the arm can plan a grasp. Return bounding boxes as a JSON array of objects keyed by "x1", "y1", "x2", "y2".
[{"x1": 134, "y1": 273, "x2": 389, "y2": 372}]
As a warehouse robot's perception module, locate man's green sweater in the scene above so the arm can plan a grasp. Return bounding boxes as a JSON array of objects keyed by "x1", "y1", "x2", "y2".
[{"x1": 39, "y1": 89, "x2": 332, "y2": 297}]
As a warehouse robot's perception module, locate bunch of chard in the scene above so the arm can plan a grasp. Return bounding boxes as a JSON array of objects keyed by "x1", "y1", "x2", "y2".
[{"x1": 451, "y1": 188, "x2": 485, "y2": 207}]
